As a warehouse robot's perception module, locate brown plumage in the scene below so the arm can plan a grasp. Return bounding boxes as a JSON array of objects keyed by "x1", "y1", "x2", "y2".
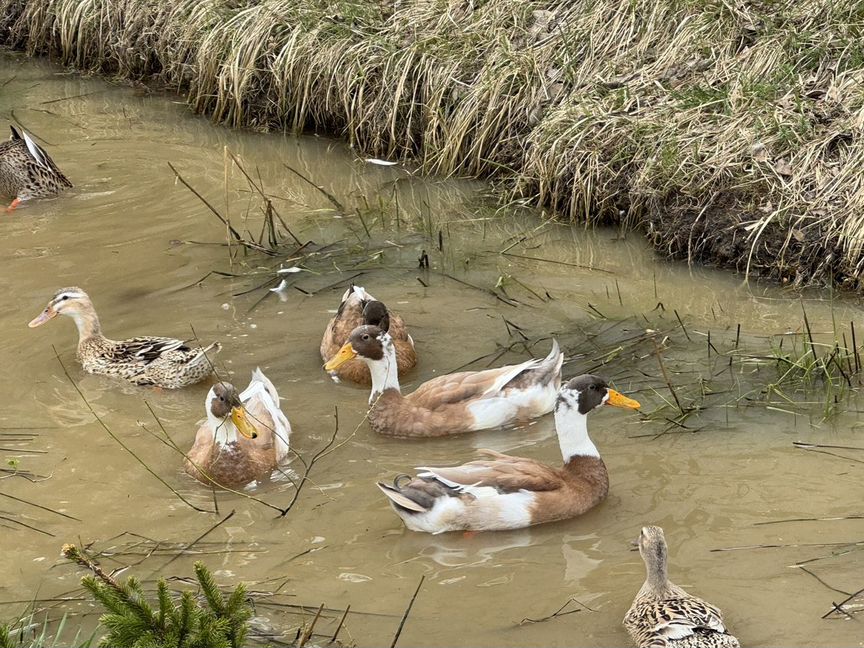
[
  {"x1": 326, "y1": 325, "x2": 564, "y2": 437},
  {"x1": 185, "y1": 370, "x2": 291, "y2": 489},
  {"x1": 320, "y1": 285, "x2": 415, "y2": 384},
  {"x1": 0, "y1": 126, "x2": 72, "y2": 211},
  {"x1": 376, "y1": 375, "x2": 641, "y2": 532},
  {"x1": 624, "y1": 526, "x2": 740, "y2": 648}
]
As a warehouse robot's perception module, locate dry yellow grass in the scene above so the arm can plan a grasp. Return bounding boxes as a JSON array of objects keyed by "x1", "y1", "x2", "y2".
[{"x1": 2, "y1": 0, "x2": 863, "y2": 287}]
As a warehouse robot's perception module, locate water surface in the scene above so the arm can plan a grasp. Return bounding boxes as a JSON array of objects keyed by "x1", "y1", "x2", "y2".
[{"x1": 1, "y1": 52, "x2": 863, "y2": 647}]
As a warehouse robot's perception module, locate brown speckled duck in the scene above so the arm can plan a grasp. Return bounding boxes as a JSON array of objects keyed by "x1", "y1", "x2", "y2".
[
  {"x1": 325, "y1": 325, "x2": 563, "y2": 437},
  {"x1": 0, "y1": 126, "x2": 72, "y2": 211},
  {"x1": 376, "y1": 375, "x2": 639, "y2": 532},
  {"x1": 185, "y1": 369, "x2": 291, "y2": 488},
  {"x1": 28, "y1": 287, "x2": 220, "y2": 389},
  {"x1": 320, "y1": 285, "x2": 415, "y2": 384},
  {"x1": 624, "y1": 526, "x2": 740, "y2": 648}
]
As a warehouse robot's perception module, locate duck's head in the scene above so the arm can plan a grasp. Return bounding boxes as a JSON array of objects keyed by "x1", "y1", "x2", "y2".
[
  {"x1": 634, "y1": 525, "x2": 668, "y2": 572},
  {"x1": 28, "y1": 287, "x2": 92, "y2": 327},
  {"x1": 324, "y1": 324, "x2": 390, "y2": 370},
  {"x1": 555, "y1": 374, "x2": 641, "y2": 415},
  {"x1": 362, "y1": 300, "x2": 391, "y2": 332},
  {"x1": 206, "y1": 382, "x2": 258, "y2": 440}
]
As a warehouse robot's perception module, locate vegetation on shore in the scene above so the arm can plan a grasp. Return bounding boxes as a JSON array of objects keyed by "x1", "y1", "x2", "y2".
[{"x1": 1, "y1": 0, "x2": 863, "y2": 287}]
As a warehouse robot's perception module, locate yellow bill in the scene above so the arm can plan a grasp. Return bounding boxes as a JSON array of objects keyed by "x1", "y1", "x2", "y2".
[
  {"x1": 606, "y1": 389, "x2": 640, "y2": 410},
  {"x1": 28, "y1": 307, "x2": 57, "y2": 328},
  {"x1": 231, "y1": 406, "x2": 258, "y2": 439},
  {"x1": 324, "y1": 342, "x2": 357, "y2": 371}
]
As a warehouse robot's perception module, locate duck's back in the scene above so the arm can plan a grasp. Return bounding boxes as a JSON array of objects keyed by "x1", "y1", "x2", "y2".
[{"x1": 0, "y1": 129, "x2": 72, "y2": 199}]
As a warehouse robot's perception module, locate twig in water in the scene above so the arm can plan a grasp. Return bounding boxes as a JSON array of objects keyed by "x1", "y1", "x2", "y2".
[
  {"x1": 283, "y1": 163, "x2": 344, "y2": 212},
  {"x1": 53, "y1": 347, "x2": 211, "y2": 513},
  {"x1": 0, "y1": 491, "x2": 80, "y2": 521},
  {"x1": 673, "y1": 310, "x2": 691, "y2": 342},
  {"x1": 652, "y1": 338, "x2": 686, "y2": 416},
  {"x1": 822, "y1": 586, "x2": 864, "y2": 619},
  {"x1": 390, "y1": 575, "x2": 424, "y2": 648},
  {"x1": 331, "y1": 605, "x2": 350, "y2": 643},
  {"x1": 518, "y1": 597, "x2": 592, "y2": 625},
  {"x1": 298, "y1": 603, "x2": 325, "y2": 648}
]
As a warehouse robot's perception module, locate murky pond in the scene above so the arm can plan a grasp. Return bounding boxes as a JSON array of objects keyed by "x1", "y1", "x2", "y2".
[{"x1": 2, "y1": 51, "x2": 864, "y2": 647}]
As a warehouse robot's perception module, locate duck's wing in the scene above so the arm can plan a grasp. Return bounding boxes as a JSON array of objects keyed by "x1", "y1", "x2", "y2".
[
  {"x1": 11, "y1": 126, "x2": 72, "y2": 188},
  {"x1": 625, "y1": 596, "x2": 729, "y2": 646},
  {"x1": 240, "y1": 368, "x2": 291, "y2": 460},
  {"x1": 407, "y1": 347, "x2": 557, "y2": 408},
  {"x1": 109, "y1": 336, "x2": 192, "y2": 364},
  {"x1": 418, "y1": 451, "x2": 563, "y2": 493}
]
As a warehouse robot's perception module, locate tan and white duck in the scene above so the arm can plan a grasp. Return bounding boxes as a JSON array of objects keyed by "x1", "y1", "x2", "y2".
[
  {"x1": 28, "y1": 287, "x2": 220, "y2": 389},
  {"x1": 185, "y1": 369, "x2": 291, "y2": 488},
  {"x1": 376, "y1": 375, "x2": 640, "y2": 532},
  {"x1": 0, "y1": 126, "x2": 72, "y2": 211},
  {"x1": 624, "y1": 525, "x2": 740, "y2": 648},
  {"x1": 320, "y1": 285, "x2": 416, "y2": 384},
  {"x1": 325, "y1": 325, "x2": 564, "y2": 437}
]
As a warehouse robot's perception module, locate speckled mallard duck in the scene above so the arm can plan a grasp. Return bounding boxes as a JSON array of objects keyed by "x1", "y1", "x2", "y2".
[
  {"x1": 320, "y1": 285, "x2": 416, "y2": 384},
  {"x1": 185, "y1": 369, "x2": 291, "y2": 488},
  {"x1": 28, "y1": 287, "x2": 220, "y2": 389},
  {"x1": 624, "y1": 526, "x2": 740, "y2": 648},
  {"x1": 0, "y1": 126, "x2": 72, "y2": 211}
]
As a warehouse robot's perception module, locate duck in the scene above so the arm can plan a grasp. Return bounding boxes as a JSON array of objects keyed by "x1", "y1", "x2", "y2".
[
  {"x1": 325, "y1": 324, "x2": 564, "y2": 437},
  {"x1": 320, "y1": 285, "x2": 416, "y2": 384},
  {"x1": 624, "y1": 525, "x2": 740, "y2": 648},
  {"x1": 0, "y1": 126, "x2": 72, "y2": 211},
  {"x1": 376, "y1": 375, "x2": 640, "y2": 532},
  {"x1": 185, "y1": 369, "x2": 291, "y2": 488},
  {"x1": 28, "y1": 287, "x2": 220, "y2": 389}
]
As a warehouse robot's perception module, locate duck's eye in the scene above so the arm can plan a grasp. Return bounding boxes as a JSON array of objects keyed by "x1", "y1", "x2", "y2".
[
  {"x1": 61, "y1": 295, "x2": 69, "y2": 301},
  {"x1": 362, "y1": 334, "x2": 370, "y2": 341},
  {"x1": 589, "y1": 384, "x2": 596, "y2": 391}
]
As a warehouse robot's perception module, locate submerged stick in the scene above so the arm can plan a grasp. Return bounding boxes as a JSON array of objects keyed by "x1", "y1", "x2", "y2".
[
  {"x1": 52, "y1": 348, "x2": 210, "y2": 514},
  {"x1": 390, "y1": 575, "x2": 424, "y2": 648},
  {"x1": 652, "y1": 338, "x2": 686, "y2": 416},
  {"x1": 283, "y1": 163, "x2": 344, "y2": 212}
]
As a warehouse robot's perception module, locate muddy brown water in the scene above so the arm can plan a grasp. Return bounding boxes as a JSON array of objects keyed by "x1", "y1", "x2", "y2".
[{"x1": 2, "y1": 52, "x2": 864, "y2": 647}]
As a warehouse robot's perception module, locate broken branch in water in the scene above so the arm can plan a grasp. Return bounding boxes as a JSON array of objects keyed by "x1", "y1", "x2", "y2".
[
  {"x1": 52, "y1": 347, "x2": 211, "y2": 514},
  {"x1": 390, "y1": 575, "x2": 424, "y2": 648},
  {"x1": 283, "y1": 163, "x2": 345, "y2": 213},
  {"x1": 518, "y1": 597, "x2": 593, "y2": 625}
]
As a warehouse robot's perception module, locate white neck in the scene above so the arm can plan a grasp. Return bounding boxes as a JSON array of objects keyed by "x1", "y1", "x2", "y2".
[
  {"x1": 205, "y1": 391, "x2": 238, "y2": 445},
  {"x1": 365, "y1": 336, "x2": 401, "y2": 404},
  {"x1": 554, "y1": 406, "x2": 598, "y2": 461}
]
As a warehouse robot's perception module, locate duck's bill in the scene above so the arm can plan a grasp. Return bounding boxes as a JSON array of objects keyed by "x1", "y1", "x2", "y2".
[
  {"x1": 606, "y1": 389, "x2": 640, "y2": 410},
  {"x1": 324, "y1": 343, "x2": 357, "y2": 371},
  {"x1": 230, "y1": 406, "x2": 258, "y2": 439},
  {"x1": 28, "y1": 307, "x2": 56, "y2": 328}
]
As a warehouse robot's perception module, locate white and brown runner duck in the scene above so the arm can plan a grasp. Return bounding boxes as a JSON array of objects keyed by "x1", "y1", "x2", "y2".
[
  {"x1": 376, "y1": 375, "x2": 640, "y2": 532},
  {"x1": 325, "y1": 324, "x2": 564, "y2": 437},
  {"x1": 185, "y1": 369, "x2": 291, "y2": 488}
]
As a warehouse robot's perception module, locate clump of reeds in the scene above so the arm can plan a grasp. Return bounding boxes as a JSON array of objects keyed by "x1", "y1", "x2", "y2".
[{"x1": 3, "y1": 0, "x2": 864, "y2": 286}]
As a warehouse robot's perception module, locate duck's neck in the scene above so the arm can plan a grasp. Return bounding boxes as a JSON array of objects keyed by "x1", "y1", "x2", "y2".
[
  {"x1": 554, "y1": 406, "x2": 598, "y2": 462},
  {"x1": 643, "y1": 547, "x2": 670, "y2": 595},
  {"x1": 69, "y1": 304, "x2": 102, "y2": 341},
  {"x1": 208, "y1": 411, "x2": 238, "y2": 445},
  {"x1": 367, "y1": 340, "x2": 401, "y2": 405}
]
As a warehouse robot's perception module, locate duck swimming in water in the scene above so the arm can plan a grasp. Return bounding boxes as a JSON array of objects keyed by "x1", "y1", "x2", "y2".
[{"x1": 0, "y1": 126, "x2": 72, "y2": 211}]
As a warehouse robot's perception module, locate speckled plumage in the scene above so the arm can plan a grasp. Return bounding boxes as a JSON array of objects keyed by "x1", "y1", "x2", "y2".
[
  {"x1": 624, "y1": 526, "x2": 740, "y2": 648},
  {"x1": 29, "y1": 287, "x2": 219, "y2": 389},
  {"x1": 0, "y1": 126, "x2": 72, "y2": 204}
]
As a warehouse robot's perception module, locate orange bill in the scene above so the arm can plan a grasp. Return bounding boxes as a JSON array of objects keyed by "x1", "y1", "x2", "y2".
[
  {"x1": 28, "y1": 307, "x2": 57, "y2": 328},
  {"x1": 231, "y1": 406, "x2": 258, "y2": 439},
  {"x1": 606, "y1": 389, "x2": 640, "y2": 410},
  {"x1": 324, "y1": 342, "x2": 357, "y2": 371}
]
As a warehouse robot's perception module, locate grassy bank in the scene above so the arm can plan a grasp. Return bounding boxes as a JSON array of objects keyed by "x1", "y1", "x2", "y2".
[{"x1": 2, "y1": 0, "x2": 863, "y2": 287}]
